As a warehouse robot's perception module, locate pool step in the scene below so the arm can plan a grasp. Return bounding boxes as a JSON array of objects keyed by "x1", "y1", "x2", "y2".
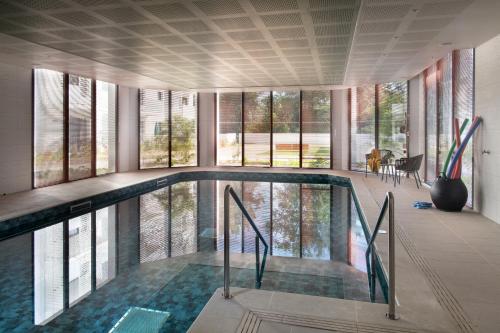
[{"x1": 237, "y1": 309, "x2": 420, "y2": 333}]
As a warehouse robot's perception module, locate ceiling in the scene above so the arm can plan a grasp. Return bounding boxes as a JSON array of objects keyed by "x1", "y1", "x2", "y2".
[{"x1": 0, "y1": 0, "x2": 499, "y2": 90}]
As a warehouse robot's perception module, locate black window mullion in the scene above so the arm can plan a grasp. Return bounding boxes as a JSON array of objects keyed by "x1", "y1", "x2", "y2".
[
  {"x1": 63, "y1": 74, "x2": 69, "y2": 183},
  {"x1": 299, "y1": 90, "x2": 303, "y2": 168},
  {"x1": 241, "y1": 92, "x2": 245, "y2": 167},
  {"x1": 269, "y1": 91, "x2": 273, "y2": 167},
  {"x1": 168, "y1": 91, "x2": 172, "y2": 168},
  {"x1": 374, "y1": 84, "x2": 380, "y2": 150},
  {"x1": 91, "y1": 80, "x2": 96, "y2": 177}
]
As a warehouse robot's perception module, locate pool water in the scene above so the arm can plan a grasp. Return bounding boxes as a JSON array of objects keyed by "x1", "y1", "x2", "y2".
[{"x1": 0, "y1": 178, "x2": 385, "y2": 333}]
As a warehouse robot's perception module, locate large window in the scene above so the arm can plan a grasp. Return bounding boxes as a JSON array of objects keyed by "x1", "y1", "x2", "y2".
[
  {"x1": 171, "y1": 91, "x2": 198, "y2": 167},
  {"x1": 302, "y1": 91, "x2": 331, "y2": 168},
  {"x1": 378, "y1": 82, "x2": 408, "y2": 158},
  {"x1": 244, "y1": 92, "x2": 271, "y2": 167},
  {"x1": 423, "y1": 49, "x2": 474, "y2": 205},
  {"x1": 217, "y1": 93, "x2": 242, "y2": 166},
  {"x1": 272, "y1": 91, "x2": 300, "y2": 167},
  {"x1": 139, "y1": 90, "x2": 198, "y2": 169},
  {"x1": 216, "y1": 90, "x2": 332, "y2": 169},
  {"x1": 34, "y1": 69, "x2": 65, "y2": 187},
  {"x1": 425, "y1": 65, "x2": 438, "y2": 182},
  {"x1": 454, "y1": 49, "x2": 474, "y2": 205},
  {"x1": 68, "y1": 75, "x2": 92, "y2": 181},
  {"x1": 96, "y1": 82, "x2": 117, "y2": 175},
  {"x1": 349, "y1": 83, "x2": 408, "y2": 171},
  {"x1": 34, "y1": 69, "x2": 117, "y2": 188},
  {"x1": 350, "y1": 87, "x2": 376, "y2": 171},
  {"x1": 139, "y1": 89, "x2": 169, "y2": 169}
]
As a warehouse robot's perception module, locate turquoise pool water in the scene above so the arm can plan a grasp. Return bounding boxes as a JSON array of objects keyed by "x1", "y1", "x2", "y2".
[{"x1": 0, "y1": 175, "x2": 385, "y2": 332}]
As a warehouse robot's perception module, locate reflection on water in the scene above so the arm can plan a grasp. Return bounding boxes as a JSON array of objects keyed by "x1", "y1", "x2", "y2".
[{"x1": 0, "y1": 180, "x2": 372, "y2": 332}]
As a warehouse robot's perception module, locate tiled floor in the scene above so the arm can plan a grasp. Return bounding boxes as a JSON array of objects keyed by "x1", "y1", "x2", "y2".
[{"x1": 3, "y1": 167, "x2": 500, "y2": 332}]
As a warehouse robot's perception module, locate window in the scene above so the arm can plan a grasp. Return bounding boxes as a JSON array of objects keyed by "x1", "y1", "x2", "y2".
[
  {"x1": 438, "y1": 55, "x2": 453, "y2": 174},
  {"x1": 216, "y1": 90, "x2": 332, "y2": 168},
  {"x1": 95, "y1": 205, "x2": 116, "y2": 288},
  {"x1": 34, "y1": 69, "x2": 65, "y2": 187},
  {"x1": 68, "y1": 213, "x2": 92, "y2": 306},
  {"x1": 34, "y1": 222, "x2": 64, "y2": 325},
  {"x1": 217, "y1": 93, "x2": 242, "y2": 166},
  {"x1": 350, "y1": 87, "x2": 376, "y2": 171},
  {"x1": 139, "y1": 90, "x2": 198, "y2": 169},
  {"x1": 96, "y1": 81, "x2": 117, "y2": 175},
  {"x1": 272, "y1": 91, "x2": 300, "y2": 167},
  {"x1": 34, "y1": 69, "x2": 118, "y2": 188},
  {"x1": 171, "y1": 91, "x2": 197, "y2": 167},
  {"x1": 454, "y1": 49, "x2": 474, "y2": 206},
  {"x1": 244, "y1": 92, "x2": 271, "y2": 167},
  {"x1": 425, "y1": 64, "x2": 438, "y2": 182},
  {"x1": 170, "y1": 181, "x2": 197, "y2": 256},
  {"x1": 139, "y1": 187, "x2": 170, "y2": 263},
  {"x1": 378, "y1": 82, "x2": 408, "y2": 159},
  {"x1": 139, "y1": 89, "x2": 169, "y2": 169},
  {"x1": 272, "y1": 183, "x2": 300, "y2": 257},
  {"x1": 301, "y1": 184, "x2": 331, "y2": 259},
  {"x1": 68, "y1": 75, "x2": 92, "y2": 181},
  {"x1": 302, "y1": 91, "x2": 331, "y2": 168}
]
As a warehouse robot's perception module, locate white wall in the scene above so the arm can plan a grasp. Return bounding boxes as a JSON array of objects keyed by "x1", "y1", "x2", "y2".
[
  {"x1": 474, "y1": 34, "x2": 500, "y2": 223},
  {"x1": 198, "y1": 93, "x2": 215, "y2": 167},
  {"x1": 0, "y1": 62, "x2": 32, "y2": 195},
  {"x1": 118, "y1": 86, "x2": 139, "y2": 172},
  {"x1": 332, "y1": 89, "x2": 349, "y2": 170}
]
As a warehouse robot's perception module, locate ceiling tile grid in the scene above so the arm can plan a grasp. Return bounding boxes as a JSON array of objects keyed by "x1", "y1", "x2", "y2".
[{"x1": 0, "y1": 0, "x2": 476, "y2": 89}]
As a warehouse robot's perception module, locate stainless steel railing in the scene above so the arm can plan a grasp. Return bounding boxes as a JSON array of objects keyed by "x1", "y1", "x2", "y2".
[
  {"x1": 223, "y1": 185, "x2": 269, "y2": 299},
  {"x1": 365, "y1": 191, "x2": 398, "y2": 320}
]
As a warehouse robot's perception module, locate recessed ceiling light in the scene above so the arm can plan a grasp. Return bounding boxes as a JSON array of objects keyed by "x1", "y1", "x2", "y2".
[{"x1": 412, "y1": 8, "x2": 419, "y2": 13}]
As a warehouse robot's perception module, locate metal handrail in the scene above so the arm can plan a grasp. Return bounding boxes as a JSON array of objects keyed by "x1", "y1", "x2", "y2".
[
  {"x1": 365, "y1": 191, "x2": 397, "y2": 320},
  {"x1": 223, "y1": 185, "x2": 269, "y2": 299}
]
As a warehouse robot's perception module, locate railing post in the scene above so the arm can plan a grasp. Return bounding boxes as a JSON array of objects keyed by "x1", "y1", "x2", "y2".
[
  {"x1": 370, "y1": 244, "x2": 376, "y2": 302},
  {"x1": 387, "y1": 192, "x2": 398, "y2": 320},
  {"x1": 223, "y1": 185, "x2": 231, "y2": 299},
  {"x1": 255, "y1": 236, "x2": 260, "y2": 288}
]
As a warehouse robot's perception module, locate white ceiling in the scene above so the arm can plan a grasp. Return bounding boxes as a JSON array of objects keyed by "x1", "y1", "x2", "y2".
[{"x1": 0, "y1": 0, "x2": 499, "y2": 90}]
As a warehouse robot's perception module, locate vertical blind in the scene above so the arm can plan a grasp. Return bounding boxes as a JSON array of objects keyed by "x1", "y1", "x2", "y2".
[
  {"x1": 453, "y1": 49, "x2": 474, "y2": 206},
  {"x1": 34, "y1": 69, "x2": 65, "y2": 187},
  {"x1": 438, "y1": 54, "x2": 453, "y2": 174},
  {"x1": 302, "y1": 91, "x2": 331, "y2": 168},
  {"x1": 217, "y1": 93, "x2": 242, "y2": 166},
  {"x1": 68, "y1": 213, "x2": 92, "y2": 306},
  {"x1": 350, "y1": 86, "x2": 376, "y2": 171},
  {"x1": 68, "y1": 75, "x2": 92, "y2": 181},
  {"x1": 425, "y1": 64, "x2": 438, "y2": 182},
  {"x1": 96, "y1": 81, "x2": 117, "y2": 175},
  {"x1": 139, "y1": 89, "x2": 169, "y2": 169},
  {"x1": 244, "y1": 91, "x2": 271, "y2": 167},
  {"x1": 171, "y1": 91, "x2": 197, "y2": 167},
  {"x1": 34, "y1": 69, "x2": 117, "y2": 188},
  {"x1": 272, "y1": 91, "x2": 300, "y2": 167}
]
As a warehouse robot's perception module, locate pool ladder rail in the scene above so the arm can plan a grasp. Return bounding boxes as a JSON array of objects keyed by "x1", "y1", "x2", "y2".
[
  {"x1": 223, "y1": 185, "x2": 269, "y2": 299},
  {"x1": 366, "y1": 191, "x2": 398, "y2": 320}
]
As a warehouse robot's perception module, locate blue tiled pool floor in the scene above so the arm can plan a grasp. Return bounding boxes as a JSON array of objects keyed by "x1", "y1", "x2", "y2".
[{"x1": 23, "y1": 259, "x2": 349, "y2": 333}]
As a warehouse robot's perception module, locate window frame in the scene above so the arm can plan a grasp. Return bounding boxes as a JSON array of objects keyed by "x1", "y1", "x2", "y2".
[
  {"x1": 32, "y1": 69, "x2": 119, "y2": 189},
  {"x1": 215, "y1": 90, "x2": 333, "y2": 169},
  {"x1": 138, "y1": 89, "x2": 200, "y2": 170}
]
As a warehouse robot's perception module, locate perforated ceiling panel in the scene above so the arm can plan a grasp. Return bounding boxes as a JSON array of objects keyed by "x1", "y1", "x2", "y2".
[{"x1": 0, "y1": 0, "x2": 477, "y2": 89}]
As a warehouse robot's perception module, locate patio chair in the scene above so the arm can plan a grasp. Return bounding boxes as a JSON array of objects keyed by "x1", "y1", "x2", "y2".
[
  {"x1": 394, "y1": 154, "x2": 424, "y2": 188},
  {"x1": 365, "y1": 149, "x2": 393, "y2": 177}
]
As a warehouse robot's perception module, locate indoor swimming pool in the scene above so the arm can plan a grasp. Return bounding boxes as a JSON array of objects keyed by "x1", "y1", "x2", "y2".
[{"x1": 0, "y1": 172, "x2": 386, "y2": 333}]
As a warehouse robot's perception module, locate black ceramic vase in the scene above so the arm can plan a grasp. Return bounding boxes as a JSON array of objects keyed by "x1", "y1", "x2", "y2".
[{"x1": 430, "y1": 176, "x2": 468, "y2": 212}]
